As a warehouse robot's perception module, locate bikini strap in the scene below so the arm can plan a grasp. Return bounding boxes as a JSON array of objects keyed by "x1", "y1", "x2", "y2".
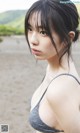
[{"x1": 38, "y1": 73, "x2": 80, "y2": 104}]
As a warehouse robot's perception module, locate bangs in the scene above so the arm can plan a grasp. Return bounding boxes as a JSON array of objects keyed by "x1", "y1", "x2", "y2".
[
  {"x1": 27, "y1": 5, "x2": 67, "y2": 40},
  {"x1": 28, "y1": 11, "x2": 48, "y2": 31},
  {"x1": 27, "y1": 9, "x2": 51, "y2": 33},
  {"x1": 25, "y1": 1, "x2": 55, "y2": 35}
]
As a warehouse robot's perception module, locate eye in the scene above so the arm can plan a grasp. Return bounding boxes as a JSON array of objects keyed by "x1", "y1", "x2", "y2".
[
  {"x1": 40, "y1": 30, "x2": 47, "y2": 36},
  {"x1": 28, "y1": 27, "x2": 32, "y2": 32}
]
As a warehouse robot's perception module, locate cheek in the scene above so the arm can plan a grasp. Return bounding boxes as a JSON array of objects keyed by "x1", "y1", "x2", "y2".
[
  {"x1": 49, "y1": 45, "x2": 57, "y2": 56},
  {"x1": 44, "y1": 42, "x2": 57, "y2": 54}
]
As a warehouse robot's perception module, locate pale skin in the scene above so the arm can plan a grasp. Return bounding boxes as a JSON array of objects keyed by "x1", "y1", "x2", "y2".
[{"x1": 28, "y1": 13, "x2": 80, "y2": 133}]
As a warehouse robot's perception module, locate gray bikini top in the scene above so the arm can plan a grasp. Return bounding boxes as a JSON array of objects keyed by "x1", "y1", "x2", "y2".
[{"x1": 29, "y1": 74, "x2": 80, "y2": 133}]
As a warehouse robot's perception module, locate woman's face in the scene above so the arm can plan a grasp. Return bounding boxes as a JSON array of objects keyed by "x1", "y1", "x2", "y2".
[{"x1": 27, "y1": 12, "x2": 63, "y2": 61}]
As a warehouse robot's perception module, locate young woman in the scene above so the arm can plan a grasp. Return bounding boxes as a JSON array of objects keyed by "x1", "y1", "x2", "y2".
[{"x1": 25, "y1": 0, "x2": 80, "y2": 133}]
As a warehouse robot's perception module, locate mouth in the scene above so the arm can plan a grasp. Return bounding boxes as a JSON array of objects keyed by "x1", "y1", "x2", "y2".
[{"x1": 31, "y1": 48, "x2": 42, "y2": 55}]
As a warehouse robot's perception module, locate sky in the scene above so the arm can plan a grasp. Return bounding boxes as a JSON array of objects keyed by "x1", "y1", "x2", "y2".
[
  {"x1": 0, "y1": 0, "x2": 38, "y2": 13},
  {"x1": 0, "y1": 0, "x2": 80, "y2": 13}
]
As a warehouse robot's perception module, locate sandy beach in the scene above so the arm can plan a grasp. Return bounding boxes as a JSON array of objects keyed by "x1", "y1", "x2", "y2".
[{"x1": 0, "y1": 35, "x2": 80, "y2": 133}]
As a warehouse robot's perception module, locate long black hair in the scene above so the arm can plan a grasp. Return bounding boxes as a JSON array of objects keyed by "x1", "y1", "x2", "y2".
[{"x1": 25, "y1": 0, "x2": 79, "y2": 61}]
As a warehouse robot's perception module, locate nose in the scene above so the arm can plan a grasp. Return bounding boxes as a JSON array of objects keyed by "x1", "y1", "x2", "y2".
[{"x1": 30, "y1": 32, "x2": 39, "y2": 46}]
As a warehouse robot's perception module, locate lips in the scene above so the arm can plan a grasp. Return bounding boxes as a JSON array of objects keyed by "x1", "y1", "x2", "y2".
[{"x1": 31, "y1": 48, "x2": 41, "y2": 55}]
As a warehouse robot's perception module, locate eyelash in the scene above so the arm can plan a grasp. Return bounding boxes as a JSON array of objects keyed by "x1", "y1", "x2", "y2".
[
  {"x1": 27, "y1": 27, "x2": 48, "y2": 36},
  {"x1": 28, "y1": 27, "x2": 32, "y2": 31},
  {"x1": 40, "y1": 30, "x2": 47, "y2": 36}
]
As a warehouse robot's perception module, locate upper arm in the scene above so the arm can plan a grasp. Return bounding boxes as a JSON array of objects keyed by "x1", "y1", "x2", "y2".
[{"x1": 46, "y1": 76, "x2": 80, "y2": 133}]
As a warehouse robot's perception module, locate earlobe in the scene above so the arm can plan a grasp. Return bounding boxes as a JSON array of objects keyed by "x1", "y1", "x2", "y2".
[{"x1": 68, "y1": 31, "x2": 75, "y2": 41}]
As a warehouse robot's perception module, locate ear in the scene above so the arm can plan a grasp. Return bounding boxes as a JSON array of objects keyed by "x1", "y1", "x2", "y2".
[{"x1": 68, "y1": 31, "x2": 75, "y2": 41}]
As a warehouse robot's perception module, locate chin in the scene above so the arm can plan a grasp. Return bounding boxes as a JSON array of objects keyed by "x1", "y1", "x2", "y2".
[{"x1": 34, "y1": 56, "x2": 46, "y2": 60}]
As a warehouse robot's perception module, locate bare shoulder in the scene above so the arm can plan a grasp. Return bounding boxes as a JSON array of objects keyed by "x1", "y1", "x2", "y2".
[
  {"x1": 46, "y1": 74, "x2": 80, "y2": 106},
  {"x1": 46, "y1": 74, "x2": 80, "y2": 133}
]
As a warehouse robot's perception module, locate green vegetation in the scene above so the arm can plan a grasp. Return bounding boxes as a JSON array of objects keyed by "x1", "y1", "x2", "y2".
[
  {"x1": 6, "y1": 15, "x2": 25, "y2": 30},
  {"x1": 0, "y1": 10, "x2": 26, "y2": 36},
  {"x1": 0, "y1": 25, "x2": 24, "y2": 36},
  {"x1": 0, "y1": 10, "x2": 26, "y2": 24}
]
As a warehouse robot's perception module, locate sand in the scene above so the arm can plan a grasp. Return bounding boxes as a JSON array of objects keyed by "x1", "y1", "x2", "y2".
[{"x1": 0, "y1": 35, "x2": 80, "y2": 133}]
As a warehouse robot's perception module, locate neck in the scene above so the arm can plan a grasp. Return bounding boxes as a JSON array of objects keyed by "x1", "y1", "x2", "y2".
[{"x1": 47, "y1": 54, "x2": 71, "y2": 75}]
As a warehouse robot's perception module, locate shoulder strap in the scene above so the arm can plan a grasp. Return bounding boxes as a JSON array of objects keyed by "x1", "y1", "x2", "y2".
[
  {"x1": 53, "y1": 73, "x2": 80, "y2": 84},
  {"x1": 46, "y1": 73, "x2": 80, "y2": 90},
  {"x1": 58, "y1": 73, "x2": 80, "y2": 84},
  {"x1": 38, "y1": 73, "x2": 80, "y2": 104}
]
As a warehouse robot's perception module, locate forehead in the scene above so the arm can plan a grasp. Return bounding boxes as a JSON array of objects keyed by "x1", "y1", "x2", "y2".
[{"x1": 28, "y1": 12, "x2": 42, "y2": 28}]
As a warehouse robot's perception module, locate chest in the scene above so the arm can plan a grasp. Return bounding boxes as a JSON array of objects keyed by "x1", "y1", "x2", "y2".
[
  {"x1": 30, "y1": 77, "x2": 61, "y2": 128},
  {"x1": 31, "y1": 75, "x2": 53, "y2": 110},
  {"x1": 31, "y1": 79, "x2": 49, "y2": 110}
]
